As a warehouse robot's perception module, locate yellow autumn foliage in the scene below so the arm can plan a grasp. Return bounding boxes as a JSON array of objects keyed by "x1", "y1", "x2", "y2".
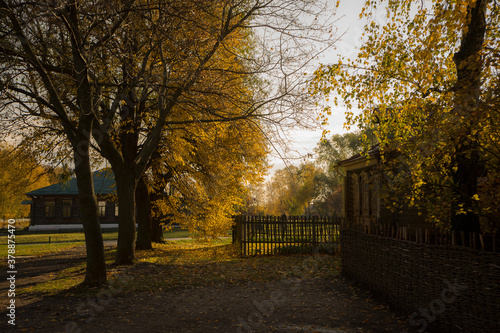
[
  {"x1": 311, "y1": 0, "x2": 500, "y2": 231},
  {"x1": 0, "y1": 144, "x2": 53, "y2": 219}
]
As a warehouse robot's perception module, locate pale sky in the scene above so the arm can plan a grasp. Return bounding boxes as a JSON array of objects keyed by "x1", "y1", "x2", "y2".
[{"x1": 267, "y1": 0, "x2": 370, "y2": 175}]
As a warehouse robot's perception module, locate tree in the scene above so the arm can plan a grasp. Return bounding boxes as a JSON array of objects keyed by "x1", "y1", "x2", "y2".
[
  {"x1": 312, "y1": 0, "x2": 500, "y2": 233},
  {"x1": 135, "y1": 175, "x2": 153, "y2": 250},
  {"x1": 315, "y1": 132, "x2": 366, "y2": 178},
  {"x1": 265, "y1": 166, "x2": 296, "y2": 215},
  {"x1": 314, "y1": 131, "x2": 365, "y2": 215},
  {"x1": 0, "y1": 144, "x2": 52, "y2": 219},
  {"x1": 265, "y1": 162, "x2": 325, "y2": 215},
  {"x1": 122, "y1": 4, "x2": 270, "y2": 247},
  {"x1": 0, "y1": 0, "x2": 132, "y2": 284},
  {"x1": 243, "y1": 181, "x2": 268, "y2": 216},
  {"x1": 262, "y1": 131, "x2": 367, "y2": 216},
  {"x1": 1, "y1": 0, "x2": 338, "y2": 273},
  {"x1": 76, "y1": 0, "x2": 335, "y2": 264},
  {"x1": 150, "y1": 119, "x2": 268, "y2": 238}
]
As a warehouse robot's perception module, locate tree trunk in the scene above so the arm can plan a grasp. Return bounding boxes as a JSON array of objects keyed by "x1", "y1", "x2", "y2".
[
  {"x1": 136, "y1": 176, "x2": 153, "y2": 250},
  {"x1": 151, "y1": 218, "x2": 165, "y2": 243},
  {"x1": 150, "y1": 187, "x2": 166, "y2": 243},
  {"x1": 66, "y1": 0, "x2": 106, "y2": 284},
  {"x1": 451, "y1": 140, "x2": 481, "y2": 234},
  {"x1": 450, "y1": 0, "x2": 487, "y2": 234},
  {"x1": 74, "y1": 138, "x2": 107, "y2": 286},
  {"x1": 114, "y1": 169, "x2": 137, "y2": 264}
]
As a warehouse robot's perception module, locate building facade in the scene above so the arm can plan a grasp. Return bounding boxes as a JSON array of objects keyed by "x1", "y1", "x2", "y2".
[
  {"x1": 26, "y1": 169, "x2": 119, "y2": 227},
  {"x1": 338, "y1": 145, "x2": 425, "y2": 228}
]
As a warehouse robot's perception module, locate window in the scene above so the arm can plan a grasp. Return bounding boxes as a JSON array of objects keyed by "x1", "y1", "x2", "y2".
[
  {"x1": 352, "y1": 174, "x2": 360, "y2": 216},
  {"x1": 361, "y1": 173, "x2": 370, "y2": 217},
  {"x1": 114, "y1": 202, "x2": 119, "y2": 217},
  {"x1": 45, "y1": 200, "x2": 55, "y2": 218},
  {"x1": 372, "y1": 178, "x2": 379, "y2": 218},
  {"x1": 62, "y1": 200, "x2": 72, "y2": 218},
  {"x1": 98, "y1": 201, "x2": 106, "y2": 217}
]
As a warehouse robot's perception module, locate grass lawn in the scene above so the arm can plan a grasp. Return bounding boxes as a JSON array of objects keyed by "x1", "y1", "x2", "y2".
[
  {"x1": 0, "y1": 229, "x2": 194, "y2": 259},
  {"x1": 0, "y1": 229, "x2": 192, "y2": 246},
  {"x1": 0, "y1": 231, "x2": 118, "y2": 245},
  {"x1": 1, "y1": 242, "x2": 84, "y2": 257}
]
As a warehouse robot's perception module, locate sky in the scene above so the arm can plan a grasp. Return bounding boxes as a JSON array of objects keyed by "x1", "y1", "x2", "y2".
[{"x1": 267, "y1": 0, "x2": 371, "y2": 175}]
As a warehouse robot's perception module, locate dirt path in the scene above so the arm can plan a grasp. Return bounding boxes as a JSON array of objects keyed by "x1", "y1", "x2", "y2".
[{"x1": 1, "y1": 247, "x2": 412, "y2": 333}]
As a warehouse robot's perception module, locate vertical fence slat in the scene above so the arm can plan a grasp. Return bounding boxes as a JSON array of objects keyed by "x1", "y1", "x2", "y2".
[{"x1": 233, "y1": 215, "x2": 341, "y2": 256}]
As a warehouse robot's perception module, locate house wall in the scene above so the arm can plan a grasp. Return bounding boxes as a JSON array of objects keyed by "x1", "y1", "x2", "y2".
[
  {"x1": 345, "y1": 168, "x2": 425, "y2": 227},
  {"x1": 30, "y1": 196, "x2": 119, "y2": 225},
  {"x1": 344, "y1": 172, "x2": 356, "y2": 221},
  {"x1": 345, "y1": 169, "x2": 379, "y2": 226}
]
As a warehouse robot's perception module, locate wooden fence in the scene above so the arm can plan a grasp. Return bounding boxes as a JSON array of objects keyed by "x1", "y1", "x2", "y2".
[
  {"x1": 232, "y1": 215, "x2": 341, "y2": 256},
  {"x1": 345, "y1": 219, "x2": 499, "y2": 253},
  {"x1": 341, "y1": 228, "x2": 500, "y2": 332},
  {"x1": 342, "y1": 218, "x2": 499, "y2": 332}
]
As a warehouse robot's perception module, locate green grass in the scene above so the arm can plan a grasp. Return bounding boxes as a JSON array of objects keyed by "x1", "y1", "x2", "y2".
[
  {"x1": 19, "y1": 259, "x2": 88, "y2": 295},
  {"x1": 0, "y1": 229, "x2": 193, "y2": 260},
  {"x1": 0, "y1": 232, "x2": 118, "y2": 245},
  {"x1": 0, "y1": 242, "x2": 83, "y2": 257},
  {"x1": 0, "y1": 229, "x2": 192, "y2": 245},
  {"x1": 246, "y1": 229, "x2": 340, "y2": 243},
  {"x1": 164, "y1": 230, "x2": 191, "y2": 239},
  {"x1": 0, "y1": 230, "x2": 221, "y2": 260}
]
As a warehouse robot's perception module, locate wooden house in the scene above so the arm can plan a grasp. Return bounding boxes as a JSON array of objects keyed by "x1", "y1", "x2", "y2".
[
  {"x1": 26, "y1": 169, "x2": 119, "y2": 230},
  {"x1": 338, "y1": 145, "x2": 425, "y2": 228}
]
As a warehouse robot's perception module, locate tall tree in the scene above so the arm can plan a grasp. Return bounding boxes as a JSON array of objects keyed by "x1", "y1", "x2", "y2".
[
  {"x1": 150, "y1": 119, "x2": 268, "y2": 238},
  {"x1": 315, "y1": 132, "x2": 366, "y2": 181},
  {"x1": 1, "y1": 0, "x2": 338, "y2": 272},
  {"x1": 0, "y1": 0, "x2": 136, "y2": 284},
  {"x1": 0, "y1": 144, "x2": 52, "y2": 219},
  {"x1": 265, "y1": 162, "x2": 325, "y2": 215},
  {"x1": 95, "y1": 0, "x2": 333, "y2": 262},
  {"x1": 243, "y1": 181, "x2": 267, "y2": 216},
  {"x1": 312, "y1": 0, "x2": 499, "y2": 232},
  {"x1": 314, "y1": 131, "x2": 365, "y2": 215}
]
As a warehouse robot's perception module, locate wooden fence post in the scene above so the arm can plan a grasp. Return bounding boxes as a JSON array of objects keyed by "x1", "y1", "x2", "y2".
[{"x1": 232, "y1": 215, "x2": 238, "y2": 244}]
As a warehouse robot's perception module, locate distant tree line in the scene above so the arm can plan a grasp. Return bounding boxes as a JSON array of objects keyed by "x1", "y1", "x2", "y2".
[{"x1": 245, "y1": 131, "x2": 365, "y2": 216}]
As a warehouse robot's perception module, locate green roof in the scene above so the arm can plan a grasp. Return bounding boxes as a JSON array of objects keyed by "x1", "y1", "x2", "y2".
[{"x1": 26, "y1": 169, "x2": 116, "y2": 196}]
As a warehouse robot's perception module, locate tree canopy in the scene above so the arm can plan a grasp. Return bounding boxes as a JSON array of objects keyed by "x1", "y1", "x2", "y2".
[
  {"x1": 0, "y1": 144, "x2": 53, "y2": 219},
  {"x1": 260, "y1": 131, "x2": 364, "y2": 216},
  {"x1": 1, "y1": 0, "x2": 338, "y2": 284},
  {"x1": 150, "y1": 119, "x2": 269, "y2": 238},
  {"x1": 312, "y1": 0, "x2": 500, "y2": 232}
]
